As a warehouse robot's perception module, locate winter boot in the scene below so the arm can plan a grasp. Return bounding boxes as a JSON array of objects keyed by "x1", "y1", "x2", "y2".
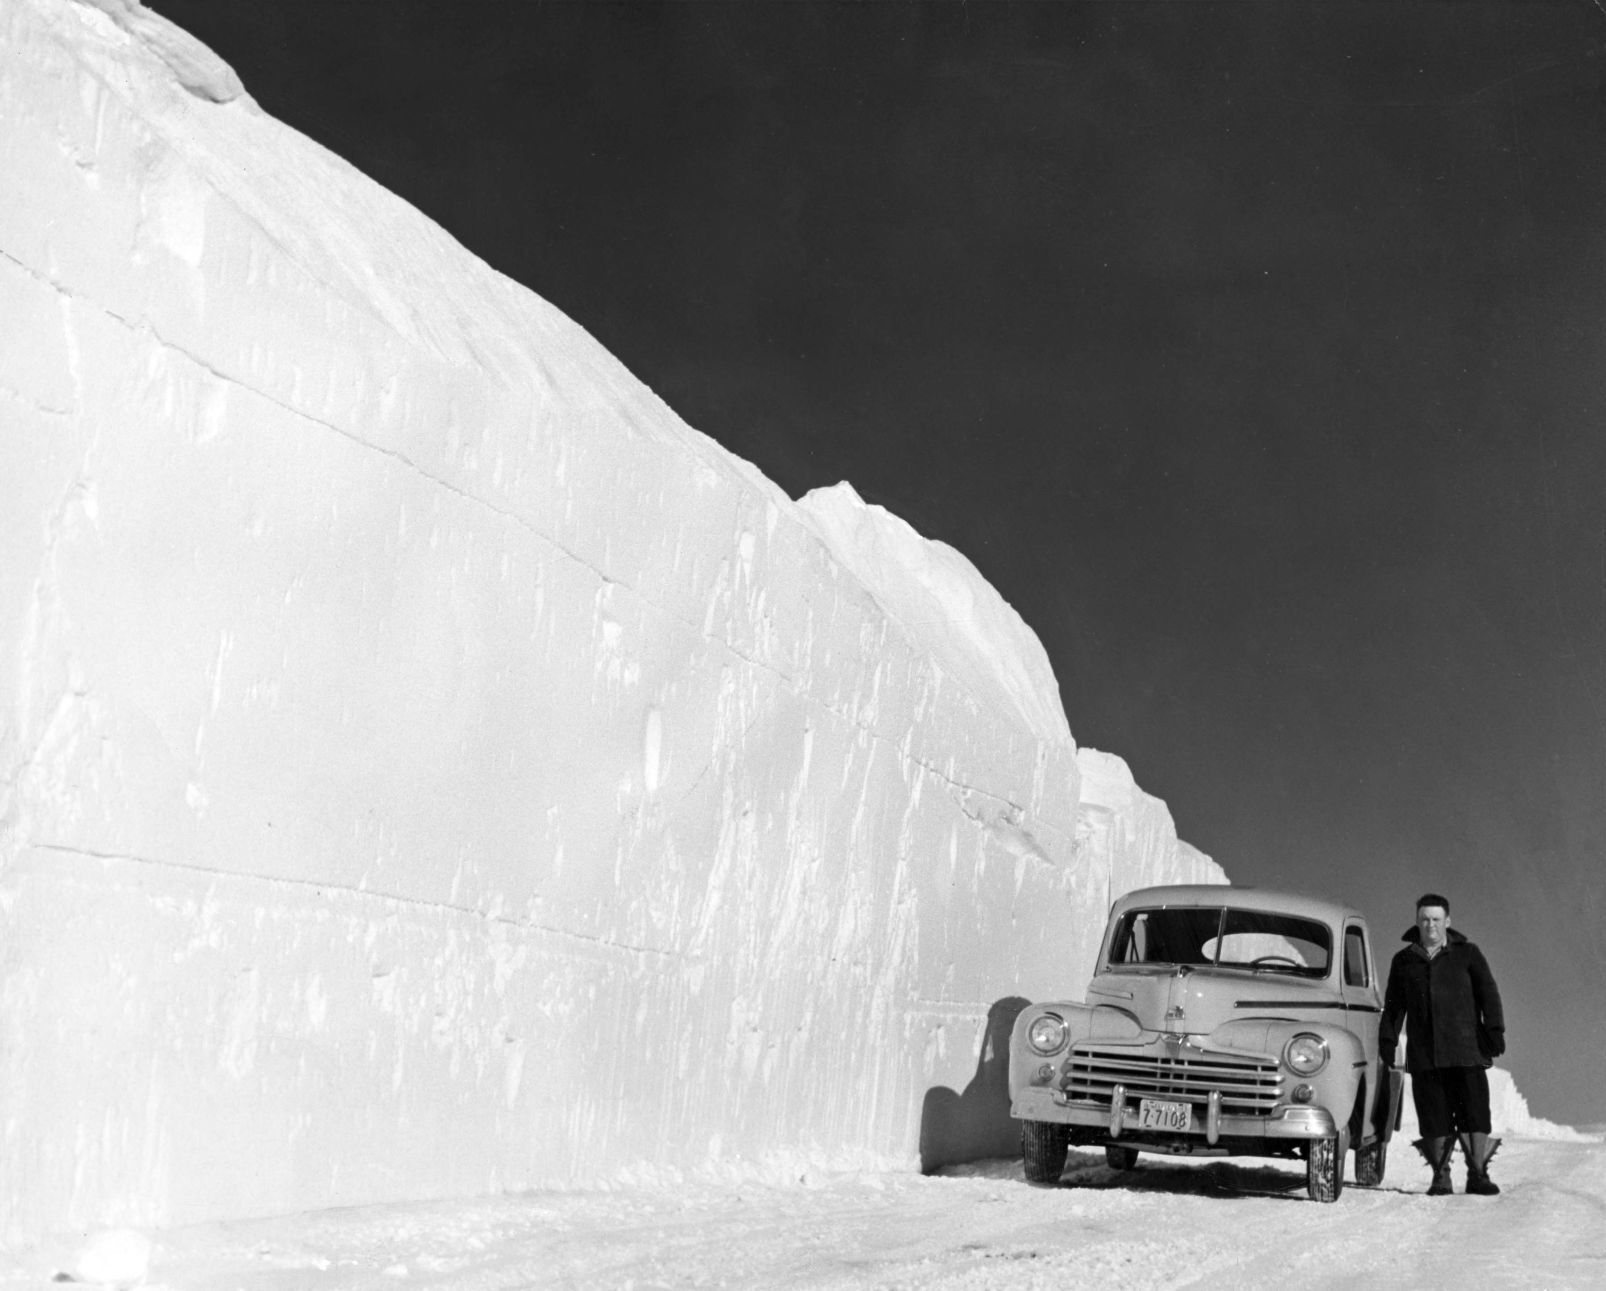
[
  {"x1": 1414, "y1": 1137, "x2": 1454, "y2": 1195},
  {"x1": 1461, "y1": 1132, "x2": 1502, "y2": 1196}
]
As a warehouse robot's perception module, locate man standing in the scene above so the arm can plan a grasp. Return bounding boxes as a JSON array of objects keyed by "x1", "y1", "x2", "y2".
[{"x1": 1379, "y1": 893, "x2": 1506, "y2": 1196}]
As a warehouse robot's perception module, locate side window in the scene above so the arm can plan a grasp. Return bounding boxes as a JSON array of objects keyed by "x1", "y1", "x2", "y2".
[{"x1": 1343, "y1": 926, "x2": 1369, "y2": 987}]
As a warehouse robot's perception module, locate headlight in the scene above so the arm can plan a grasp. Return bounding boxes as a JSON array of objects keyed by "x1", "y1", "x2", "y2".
[
  {"x1": 1027, "y1": 1012, "x2": 1069, "y2": 1055},
  {"x1": 1283, "y1": 1033, "x2": 1329, "y2": 1076}
]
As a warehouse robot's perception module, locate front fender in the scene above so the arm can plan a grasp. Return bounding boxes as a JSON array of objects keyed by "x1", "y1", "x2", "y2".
[
  {"x1": 1008, "y1": 1000, "x2": 1141, "y2": 1102},
  {"x1": 1211, "y1": 1018, "x2": 1369, "y2": 1126}
]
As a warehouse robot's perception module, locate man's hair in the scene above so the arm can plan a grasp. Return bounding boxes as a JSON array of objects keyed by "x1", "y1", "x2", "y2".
[{"x1": 1415, "y1": 892, "x2": 1451, "y2": 914}]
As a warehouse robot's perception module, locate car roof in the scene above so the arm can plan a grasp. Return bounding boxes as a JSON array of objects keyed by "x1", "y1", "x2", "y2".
[{"x1": 1110, "y1": 884, "x2": 1366, "y2": 926}]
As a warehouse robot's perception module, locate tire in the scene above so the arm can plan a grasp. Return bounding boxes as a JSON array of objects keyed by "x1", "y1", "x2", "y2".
[
  {"x1": 1021, "y1": 1121, "x2": 1069, "y2": 1184},
  {"x1": 1354, "y1": 1138, "x2": 1386, "y2": 1187},
  {"x1": 1306, "y1": 1131, "x2": 1346, "y2": 1203},
  {"x1": 1105, "y1": 1144, "x2": 1139, "y2": 1170}
]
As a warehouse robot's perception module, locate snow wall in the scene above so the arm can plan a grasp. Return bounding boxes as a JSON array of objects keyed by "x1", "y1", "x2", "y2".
[{"x1": 0, "y1": 0, "x2": 1222, "y2": 1245}]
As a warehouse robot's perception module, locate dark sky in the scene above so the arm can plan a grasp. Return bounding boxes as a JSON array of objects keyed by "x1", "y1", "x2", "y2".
[{"x1": 147, "y1": 0, "x2": 1606, "y2": 1126}]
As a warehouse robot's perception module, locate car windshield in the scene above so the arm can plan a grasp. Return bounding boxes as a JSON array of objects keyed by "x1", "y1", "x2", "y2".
[{"x1": 1106, "y1": 907, "x2": 1332, "y2": 977}]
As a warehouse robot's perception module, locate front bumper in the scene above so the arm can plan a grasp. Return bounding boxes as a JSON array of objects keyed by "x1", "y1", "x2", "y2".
[{"x1": 1013, "y1": 1084, "x2": 1338, "y2": 1144}]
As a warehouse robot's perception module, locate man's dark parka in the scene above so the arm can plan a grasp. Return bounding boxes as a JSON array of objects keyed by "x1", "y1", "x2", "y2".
[{"x1": 1379, "y1": 925, "x2": 1505, "y2": 1072}]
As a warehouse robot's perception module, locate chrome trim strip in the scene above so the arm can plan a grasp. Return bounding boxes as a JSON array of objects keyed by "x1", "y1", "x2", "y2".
[
  {"x1": 1234, "y1": 1000, "x2": 1350, "y2": 1010},
  {"x1": 1028, "y1": 1092, "x2": 1338, "y2": 1142},
  {"x1": 1066, "y1": 1055, "x2": 1276, "y2": 1076}
]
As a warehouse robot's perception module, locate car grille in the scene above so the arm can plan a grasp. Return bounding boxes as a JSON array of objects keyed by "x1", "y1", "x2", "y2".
[{"x1": 1061, "y1": 1044, "x2": 1284, "y2": 1115}]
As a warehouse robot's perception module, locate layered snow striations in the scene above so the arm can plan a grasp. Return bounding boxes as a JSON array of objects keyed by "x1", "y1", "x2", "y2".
[{"x1": 0, "y1": 0, "x2": 1220, "y2": 1245}]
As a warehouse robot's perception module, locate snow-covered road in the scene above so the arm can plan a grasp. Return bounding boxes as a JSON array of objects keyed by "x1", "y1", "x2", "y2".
[{"x1": 7, "y1": 1136, "x2": 1605, "y2": 1290}]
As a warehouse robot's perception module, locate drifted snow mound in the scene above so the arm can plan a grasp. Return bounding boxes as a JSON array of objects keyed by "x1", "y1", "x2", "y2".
[
  {"x1": 72, "y1": 0, "x2": 248, "y2": 102},
  {"x1": 1, "y1": 0, "x2": 1219, "y2": 1244}
]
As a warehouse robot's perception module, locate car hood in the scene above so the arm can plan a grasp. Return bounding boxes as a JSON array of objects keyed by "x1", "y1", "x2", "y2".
[{"x1": 1085, "y1": 965, "x2": 1344, "y2": 1037}]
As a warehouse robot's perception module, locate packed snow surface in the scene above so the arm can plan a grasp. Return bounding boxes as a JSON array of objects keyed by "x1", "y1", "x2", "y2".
[
  {"x1": 1, "y1": 0, "x2": 1221, "y2": 1245},
  {"x1": 4, "y1": 1135, "x2": 1604, "y2": 1289}
]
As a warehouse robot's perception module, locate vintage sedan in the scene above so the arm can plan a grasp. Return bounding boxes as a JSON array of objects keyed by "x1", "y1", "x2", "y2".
[{"x1": 1009, "y1": 884, "x2": 1402, "y2": 1202}]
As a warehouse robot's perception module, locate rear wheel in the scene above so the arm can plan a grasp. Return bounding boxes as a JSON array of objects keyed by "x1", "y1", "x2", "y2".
[
  {"x1": 1307, "y1": 1130, "x2": 1347, "y2": 1203},
  {"x1": 1021, "y1": 1121, "x2": 1069, "y2": 1184},
  {"x1": 1354, "y1": 1138, "x2": 1387, "y2": 1187},
  {"x1": 1105, "y1": 1144, "x2": 1139, "y2": 1170}
]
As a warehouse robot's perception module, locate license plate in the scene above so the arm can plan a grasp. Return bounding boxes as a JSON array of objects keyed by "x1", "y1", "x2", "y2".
[{"x1": 1137, "y1": 1098, "x2": 1192, "y2": 1132}]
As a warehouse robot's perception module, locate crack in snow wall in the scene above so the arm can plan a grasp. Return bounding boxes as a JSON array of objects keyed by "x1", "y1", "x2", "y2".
[{"x1": 0, "y1": 0, "x2": 1221, "y2": 1244}]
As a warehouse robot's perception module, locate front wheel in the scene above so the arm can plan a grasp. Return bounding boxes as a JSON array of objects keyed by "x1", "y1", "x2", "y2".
[
  {"x1": 1021, "y1": 1121, "x2": 1069, "y2": 1184},
  {"x1": 1307, "y1": 1130, "x2": 1347, "y2": 1203},
  {"x1": 1354, "y1": 1138, "x2": 1387, "y2": 1187}
]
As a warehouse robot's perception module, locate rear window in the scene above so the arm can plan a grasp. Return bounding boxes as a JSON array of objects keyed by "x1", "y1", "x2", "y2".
[{"x1": 1107, "y1": 907, "x2": 1333, "y2": 977}]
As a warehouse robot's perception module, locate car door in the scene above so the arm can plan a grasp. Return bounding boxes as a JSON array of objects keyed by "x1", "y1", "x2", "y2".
[{"x1": 1340, "y1": 921, "x2": 1392, "y2": 1139}]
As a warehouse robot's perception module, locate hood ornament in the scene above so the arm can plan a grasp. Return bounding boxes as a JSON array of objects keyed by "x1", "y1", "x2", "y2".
[{"x1": 1163, "y1": 1003, "x2": 1187, "y2": 1041}]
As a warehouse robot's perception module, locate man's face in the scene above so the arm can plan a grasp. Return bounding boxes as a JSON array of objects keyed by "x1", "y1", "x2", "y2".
[{"x1": 1417, "y1": 905, "x2": 1450, "y2": 950}]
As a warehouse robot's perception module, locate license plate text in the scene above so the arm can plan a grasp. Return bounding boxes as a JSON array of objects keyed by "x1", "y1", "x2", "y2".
[{"x1": 1137, "y1": 1098, "x2": 1192, "y2": 1132}]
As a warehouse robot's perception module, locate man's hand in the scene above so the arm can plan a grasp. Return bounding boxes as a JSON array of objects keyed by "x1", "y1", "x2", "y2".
[{"x1": 1485, "y1": 1028, "x2": 1506, "y2": 1057}]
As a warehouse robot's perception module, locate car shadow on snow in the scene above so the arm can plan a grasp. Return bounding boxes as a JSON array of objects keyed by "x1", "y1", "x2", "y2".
[
  {"x1": 1063, "y1": 1150, "x2": 1311, "y2": 1201},
  {"x1": 940, "y1": 1149, "x2": 1316, "y2": 1201},
  {"x1": 919, "y1": 996, "x2": 1031, "y2": 1173},
  {"x1": 1063, "y1": 1150, "x2": 1432, "y2": 1201}
]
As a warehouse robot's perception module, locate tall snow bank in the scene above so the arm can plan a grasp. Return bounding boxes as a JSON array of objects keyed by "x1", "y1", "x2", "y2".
[
  {"x1": 0, "y1": 0, "x2": 1218, "y2": 1243},
  {"x1": 1073, "y1": 748, "x2": 1222, "y2": 932},
  {"x1": 795, "y1": 483, "x2": 1069, "y2": 747}
]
